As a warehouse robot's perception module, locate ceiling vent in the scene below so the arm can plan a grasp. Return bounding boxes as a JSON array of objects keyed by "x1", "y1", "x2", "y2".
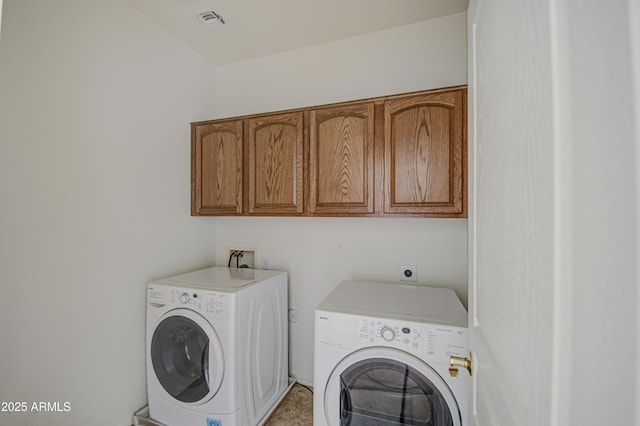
[{"x1": 196, "y1": 9, "x2": 226, "y2": 29}]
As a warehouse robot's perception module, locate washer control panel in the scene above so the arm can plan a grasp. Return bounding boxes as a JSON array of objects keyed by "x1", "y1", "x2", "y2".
[
  {"x1": 147, "y1": 285, "x2": 233, "y2": 319},
  {"x1": 357, "y1": 317, "x2": 423, "y2": 357}
]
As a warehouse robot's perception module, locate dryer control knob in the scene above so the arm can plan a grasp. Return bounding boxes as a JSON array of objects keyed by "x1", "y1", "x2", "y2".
[
  {"x1": 179, "y1": 292, "x2": 190, "y2": 304},
  {"x1": 381, "y1": 326, "x2": 396, "y2": 341}
]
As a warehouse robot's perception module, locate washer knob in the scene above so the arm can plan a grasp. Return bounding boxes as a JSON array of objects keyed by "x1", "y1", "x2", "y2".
[
  {"x1": 180, "y1": 292, "x2": 190, "y2": 304},
  {"x1": 381, "y1": 326, "x2": 396, "y2": 341}
]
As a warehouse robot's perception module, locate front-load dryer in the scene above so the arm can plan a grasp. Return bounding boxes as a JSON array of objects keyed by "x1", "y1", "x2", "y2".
[
  {"x1": 314, "y1": 280, "x2": 469, "y2": 426},
  {"x1": 146, "y1": 266, "x2": 288, "y2": 426}
]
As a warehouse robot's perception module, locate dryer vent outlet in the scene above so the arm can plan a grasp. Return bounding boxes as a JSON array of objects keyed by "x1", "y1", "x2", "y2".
[
  {"x1": 400, "y1": 265, "x2": 417, "y2": 282},
  {"x1": 227, "y1": 247, "x2": 255, "y2": 269}
]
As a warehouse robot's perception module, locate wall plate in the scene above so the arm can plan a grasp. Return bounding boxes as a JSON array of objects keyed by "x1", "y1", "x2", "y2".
[
  {"x1": 227, "y1": 247, "x2": 256, "y2": 268},
  {"x1": 400, "y1": 265, "x2": 417, "y2": 282}
]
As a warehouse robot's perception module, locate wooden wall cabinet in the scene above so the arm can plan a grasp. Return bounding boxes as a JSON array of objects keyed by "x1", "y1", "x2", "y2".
[
  {"x1": 191, "y1": 120, "x2": 243, "y2": 215},
  {"x1": 248, "y1": 112, "x2": 304, "y2": 215},
  {"x1": 309, "y1": 102, "x2": 375, "y2": 215},
  {"x1": 384, "y1": 89, "x2": 466, "y2": 216},
  {"x1": 191, "y1": 113, "x2": 304, "y2": 216},
  {"x1": 191, "y1": 85, "x2": 466, "y2": 218}
]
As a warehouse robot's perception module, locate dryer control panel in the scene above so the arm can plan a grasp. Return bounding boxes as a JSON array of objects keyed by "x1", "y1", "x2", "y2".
[
  {"x1": 422, "y1": 323, "x2": 468, "y2": 365},
  {"x1": 354, "y1": 317, "x2": 468, "y2": 364},
  {"x1": 316, "y1": 310, "x2": 468, "y2": 366},
  {"x1": 356, "y1": 317, "x2": 424, "y2": 357}
]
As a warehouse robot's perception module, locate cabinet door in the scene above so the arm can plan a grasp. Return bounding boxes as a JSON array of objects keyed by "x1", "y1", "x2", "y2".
[
  {"x1": 191, "y1": 121, "x2": 243, "y2": 215},
  {"x1": 248, "y1": 112, "x2": 304, "y2": 215},
  {"x1": 384, "y1": 89, "x2": 466, "y2": 216},
  {"x1": 309, "y1": 103, "x2": 375, "y2": 215}
]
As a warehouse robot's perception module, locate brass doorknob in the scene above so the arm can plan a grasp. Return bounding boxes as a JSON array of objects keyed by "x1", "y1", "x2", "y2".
[{"x1": 449, "y1": 353, "x2": 473, "y2": 378}]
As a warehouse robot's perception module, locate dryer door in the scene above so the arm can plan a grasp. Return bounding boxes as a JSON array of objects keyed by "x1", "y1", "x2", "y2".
[
  {"x1": 151, "y1": 308, "x2": 224, "y2": 405},
  {"x1": 324, "y1": 347, "x2": 460, "y2": 426}
]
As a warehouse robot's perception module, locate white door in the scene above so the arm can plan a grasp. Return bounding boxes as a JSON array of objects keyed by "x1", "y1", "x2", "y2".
[
  {"x1": 467, "y1": 1, "x2": 556, "y2": 424},
  {"x1": 467, "y1": 1, "x2": 640, "y2": 425}
]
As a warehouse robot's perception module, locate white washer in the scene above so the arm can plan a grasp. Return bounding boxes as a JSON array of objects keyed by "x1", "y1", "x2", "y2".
[
  {"x1": 314, "y1": 280, "x2": 469, "y2": 426},
  {"x1": 146, "y1": 267, "x2": 288, "y2": 426}
]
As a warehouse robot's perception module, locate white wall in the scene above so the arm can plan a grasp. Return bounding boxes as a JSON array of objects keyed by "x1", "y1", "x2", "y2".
[
  {"x1": 555, "y1": 0, "x2": 639, "y2": 424},
  {"x1": 215, "y1": 13, "x2": 468, "y2": 116},
  {"x1": 213, "y1": 13, "x2": 468, "y2": 383},
  {"x1": 0, "y1": 1, "x2": 217, "y2": 425}
]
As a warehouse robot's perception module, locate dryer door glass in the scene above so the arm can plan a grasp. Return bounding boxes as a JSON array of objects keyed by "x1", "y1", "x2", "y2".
[
  {"x1": 339, "y1": 358, "x2": 453, "y2": 426},
  {"x1": 151, "y1": 316, "x2": 211, "y2": 403}
]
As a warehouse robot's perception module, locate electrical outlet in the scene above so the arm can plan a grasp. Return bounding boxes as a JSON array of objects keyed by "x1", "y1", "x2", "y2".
[{"x1": 400, "y1": 265, "x2": 417, "y2": 282}]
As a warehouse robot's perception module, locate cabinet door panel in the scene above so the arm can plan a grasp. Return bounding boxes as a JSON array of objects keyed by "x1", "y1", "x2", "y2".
[
  {"x1": 384, "y1": 90, "x2": 465, "y2": 215},
  {"x1": 248, "y1": 113, "x2": 304, "y2": 214},
  {"x1": 310, "y1": 103, "x2": 374, "y2": 214},
  {"x1": 192, "y1": 121, "x2": 243, "y2": 215}
]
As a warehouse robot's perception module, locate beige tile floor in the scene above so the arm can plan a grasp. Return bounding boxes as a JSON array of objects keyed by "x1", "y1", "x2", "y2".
[
  {"x1": 135, "y1": 384, "x2": 313, "y2": 426},
  {"x1": 264, "y1": 384, "x2": 313, "y2": 425}
]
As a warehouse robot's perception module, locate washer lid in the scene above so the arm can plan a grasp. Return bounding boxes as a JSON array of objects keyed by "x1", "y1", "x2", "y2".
[
  {"x1": 152, "y1": 267, "x2": 286, "y2": 292},
  {"x1": 161, "y1": 267, "x2": 256, "y2": 290}
]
